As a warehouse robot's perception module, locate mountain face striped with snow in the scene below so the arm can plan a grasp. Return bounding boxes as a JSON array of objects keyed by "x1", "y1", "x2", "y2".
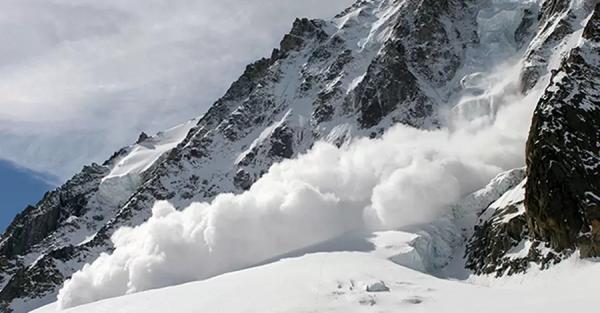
[
  {"x1": 465, "y1": 0, "x2": 600, "y2": 276},
  {"x1": 1, "y1": 0, "x2": 599, "y2": 312}
]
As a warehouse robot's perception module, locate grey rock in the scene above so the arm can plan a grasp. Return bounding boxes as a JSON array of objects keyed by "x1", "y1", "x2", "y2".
[{"x1": 525, "y1": 2, "x2": 600, "y2": 257}]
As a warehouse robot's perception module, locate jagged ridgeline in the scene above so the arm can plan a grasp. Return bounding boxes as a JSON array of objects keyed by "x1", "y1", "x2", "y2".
[{"x1": 1, "y1": 0, "x2": 599, "y2": 312}]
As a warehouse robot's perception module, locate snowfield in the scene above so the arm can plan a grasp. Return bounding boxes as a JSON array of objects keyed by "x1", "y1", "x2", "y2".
[{"x1": 33, "y1": 230, "x2": 600, "y2": 313}]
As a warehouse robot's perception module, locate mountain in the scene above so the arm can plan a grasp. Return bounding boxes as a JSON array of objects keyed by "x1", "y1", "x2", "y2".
[
  {"x1": 465, "y1": 0, "x2": 600, "y2": 276},
  {"x1": 1, "y1": 0, "x2": 599, "y2": 312}
]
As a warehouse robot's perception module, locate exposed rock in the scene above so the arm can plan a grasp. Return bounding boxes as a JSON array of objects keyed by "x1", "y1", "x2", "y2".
[
  {"x1": 519, "y1": 0, "x2": 587, "y2": 93},
  {"x1": 466, "y1": 2, "x2": 600, "y2": 275},
  {"x1": 351, "y1": 0, "x2": 478, "y2": 129},
  {"x1": 0, "y1": 163, "x2": 108, "y2": 258},
  {"x1": 136, "y1": 132, "x2": 150, "y2": 144},
  {"x1": 515, "y1": 9, "x2": 536, "y2": 48},
  {"x1": 465, "y1": 181, "x2": 563, "y2": 277},
  {"x1": 365, "y1": 280, "x2": 389, "y2": 292},
  {"x1": 234, "y1": 169, "x2": 253, "y2": 191},
  {"x1": 279, "y1": 18, "x2": 328, "y2": 55},
  {"x1": 268, "y1": 125, "x2": 295, "y2": 159},
  {"x1": 525, "y1": 2, "x2": 600, "y2": 257}
]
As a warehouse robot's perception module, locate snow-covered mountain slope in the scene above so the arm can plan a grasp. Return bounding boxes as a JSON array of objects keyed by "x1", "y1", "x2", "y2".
[
  {"x1": 1, "y1": 0, "x2": 599, "y2": 312},
  {"x1": 0, "y1": 118, "x2": 199, "y2": 312},
  {"x1": 33, "y1": 231, "x2": 600, "y2": 313}
]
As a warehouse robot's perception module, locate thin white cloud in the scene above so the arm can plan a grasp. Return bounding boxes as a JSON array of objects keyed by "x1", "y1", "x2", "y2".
[{"x1": 0, "y1": 0, "x2": 355, "y2": 181}]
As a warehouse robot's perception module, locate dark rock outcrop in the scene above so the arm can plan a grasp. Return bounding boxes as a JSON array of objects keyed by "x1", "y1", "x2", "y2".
[
  {"x1": 352, "y1": 0, "x2": 477, "y2": 128},
  {"x1": 519, "y1": 0, "x2": 591, "y2": 93},
  {"x1": 466, "y1": 2, "x2": 600, "y2": 276},
  {"x1": 465, "y1": 183, "x2": 563, "y2": 277},
  {"x1": 234, "y1": 169, "x2": 253, "y2": 191},
  {"x1": 0, "y1": 163, "x2": 108, "y2": 258},
  {"x1": 525, "y1": 2, "x2": 600, "y2": 257}
]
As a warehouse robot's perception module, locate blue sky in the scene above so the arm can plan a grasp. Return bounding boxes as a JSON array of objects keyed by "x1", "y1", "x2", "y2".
[{"x1": 0, "y1": 160, "x2": 54, "y2": 231}]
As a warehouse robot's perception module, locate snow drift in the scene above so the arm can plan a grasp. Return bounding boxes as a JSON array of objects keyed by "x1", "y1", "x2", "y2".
[{"x1": 57, "y1": 59, "x2": 542, "y2": 308}]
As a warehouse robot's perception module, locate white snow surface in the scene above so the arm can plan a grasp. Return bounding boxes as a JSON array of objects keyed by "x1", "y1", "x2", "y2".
[
  {"x1": 34, "y1": 233, "x2": 600, "y2": 313},
  {"x1": 103, "y1": 118, "x2": 199, "y2": 181}
]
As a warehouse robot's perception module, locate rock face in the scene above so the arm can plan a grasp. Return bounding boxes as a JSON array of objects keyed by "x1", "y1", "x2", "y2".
[
  {"x1": 0, "y1": 164, "x2": 107, "y2": 258},
  {"x1": 0, "y1": 161, "x2": 120, "y2": 313},
  {"x1": 465, "y1": 179, "x2": 564, "y2": 277},
  {"x1": 519, "y1": 0, "x2": 581, "y2": 93},
  {"x1": 525, "y1": 1, "x2": 600, "y2": 258},
  {"x1": 365, "y1": 281, "x2": 390, "y2": 292},
  {"x1": 466, "y1": 0, "x2": 600, "y2": 275}
]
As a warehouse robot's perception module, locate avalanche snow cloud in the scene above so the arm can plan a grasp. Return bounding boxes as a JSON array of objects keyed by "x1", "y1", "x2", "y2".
[{"x1": 57, "y1": 58, "x2": 542, "y2": 308}]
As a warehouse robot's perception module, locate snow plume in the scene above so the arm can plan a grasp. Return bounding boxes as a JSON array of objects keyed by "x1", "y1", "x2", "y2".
[{"x1": 56, "y1": 58, "x2": 543, "y2": 308}]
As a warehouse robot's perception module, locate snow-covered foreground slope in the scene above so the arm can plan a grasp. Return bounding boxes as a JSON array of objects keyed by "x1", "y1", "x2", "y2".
[{"x1": 33, "y1": 231, "x2": 600, "y2": 313}]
